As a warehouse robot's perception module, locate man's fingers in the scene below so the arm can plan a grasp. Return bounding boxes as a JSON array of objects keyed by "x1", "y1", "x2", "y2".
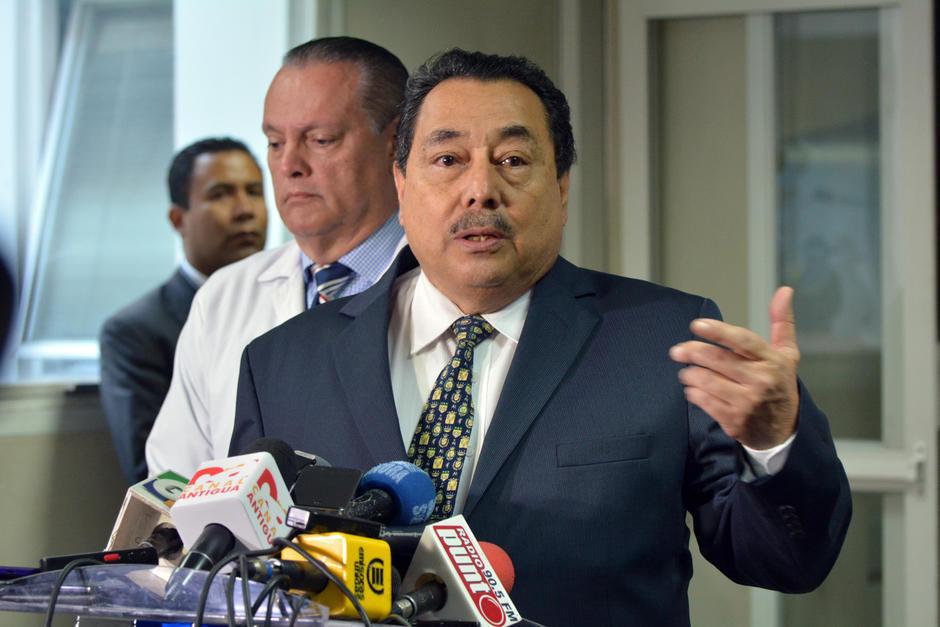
[
  {"x1": 678, "y1": 366, "x2": 748, "y2": 404},
  {"x1": 769, "y1": 286, "x2": 798, "y2": 354},
  {"x1": 670, "y1": 342, "x2": 755, "y2": 384},
  {"x1": 682, "y1": 385, "x2": 738, "y2": 429},
  {"x1": 683, "y1": 318, "x2": 768, "y2": 361}
]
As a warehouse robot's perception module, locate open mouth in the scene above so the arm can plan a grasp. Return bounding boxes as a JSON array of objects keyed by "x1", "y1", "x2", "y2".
[{"x1": 464, "y1": 234, "x2": 501, "y2": 242}]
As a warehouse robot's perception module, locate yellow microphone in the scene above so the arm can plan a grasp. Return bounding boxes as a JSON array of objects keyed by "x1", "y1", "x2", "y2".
[{"x1": 246, "y1": 532, "x2": 392, "y2": 620}]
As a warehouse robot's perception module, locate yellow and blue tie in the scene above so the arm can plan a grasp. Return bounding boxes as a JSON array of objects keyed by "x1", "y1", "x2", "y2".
[{"x1": 408, "y1": 315, "x2": 495, "y2": 519}]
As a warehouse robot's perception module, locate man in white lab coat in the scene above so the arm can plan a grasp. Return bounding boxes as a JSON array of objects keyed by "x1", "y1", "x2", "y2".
[{"x1": 146, "y1": 37, "x2": 408, "y2": 475}]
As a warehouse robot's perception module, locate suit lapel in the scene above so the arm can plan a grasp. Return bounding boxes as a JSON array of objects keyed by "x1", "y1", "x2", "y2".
[
  {"x1": 330, "y1": 248, "x2": 420, "y2": 464},
  {"x1": 464, "y1": 258, "x2": 599, "y2": 516},
  {"x1": 165, "y1": 269, "x2": 198, "y2": 327}
]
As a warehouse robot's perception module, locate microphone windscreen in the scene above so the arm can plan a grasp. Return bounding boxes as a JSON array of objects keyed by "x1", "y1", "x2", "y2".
[
  {"x1": 244, "y1": 438, "x2": 298, "y2": 483},
  {"x1": 479, "y1": 541, "x2": 515, "y2": 593},
  {"x1": 358, "y1": 461, "x2": 436, "y2": 526}
]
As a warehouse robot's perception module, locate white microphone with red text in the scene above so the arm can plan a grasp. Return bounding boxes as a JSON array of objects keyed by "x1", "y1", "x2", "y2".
[
  {"x1": 397, "y1": 515, "x2": 521, "y2": 625},
  {"x1": 166, "y1": 438, "x2": 295, "y2": 598}
]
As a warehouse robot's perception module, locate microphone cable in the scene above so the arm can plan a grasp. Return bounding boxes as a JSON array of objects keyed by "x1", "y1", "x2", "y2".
[
  {"x1": 249, "y1": 573, "x2": 289, "y2": 622},
  {"x1": 193, "y1": 544, "x2": 279, "y2": 627},
  {"x1": 271, "y1": 536, "x2": 373, "y2": 627},
  {"x1": 382, "y1": 613, "x2": 412, "y2": 626},
  {"x1": 42, "y1": 557, "x2": 101, "y2": 627}
]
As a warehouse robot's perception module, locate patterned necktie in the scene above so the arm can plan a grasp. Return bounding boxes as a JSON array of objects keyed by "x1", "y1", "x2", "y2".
[
  {"x1": 311, "y1": 262, "x2": 353, "y2": 307},
  {"x1": 408, "y1": 315, "x2": 496, "y2": 519}
]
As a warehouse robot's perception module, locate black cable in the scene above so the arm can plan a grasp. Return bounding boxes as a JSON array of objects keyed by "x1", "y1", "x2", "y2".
[
  {"x1": 251, "y1": 573, "x2": 288, "y2": 615},
  {"x1": 287, "y1": 594, "x2": 305, "y2": 627},
  {"x1": 382, "y1": 614, "x2": 413, "y2": 626},
  {"x1": 225, "y1": 567, "x2": 238, "y2": 627},
  {"x1": 43, "y1": 558, "x2": 101, "y2": 627},
  {"x1": 240, "y1": 553, "x2": 255, "y2": 627},
  {"x1": 193, "y1": 545, "x2": 279, "y2": 627},
  {"x1": 262, "y1": 576, "x2": 283, "y2": 627},
  {"x1": 274, "y1": 579, "x2": 292, "y2": 623},
  {"x1": 272, "y1": 536, "x2": 373, "y2": 627}
]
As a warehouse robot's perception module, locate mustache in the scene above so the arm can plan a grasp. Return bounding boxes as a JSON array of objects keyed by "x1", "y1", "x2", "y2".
[{"x1": 449, "y1": 212, "x2": 514, "y2": 237}]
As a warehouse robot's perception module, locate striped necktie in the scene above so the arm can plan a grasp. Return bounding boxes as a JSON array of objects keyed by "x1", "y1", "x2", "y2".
[
  {"x1": 408, "y1": 315, "x2": 495, "y2": 519},
  {"x1": 311, "y1": 262, "x2": 353, "y2": 307}
]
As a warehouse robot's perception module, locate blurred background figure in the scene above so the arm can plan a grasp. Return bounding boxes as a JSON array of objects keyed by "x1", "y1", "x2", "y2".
[{"x1": 99, "y1": 137, "x2": 268, "y2": 483}]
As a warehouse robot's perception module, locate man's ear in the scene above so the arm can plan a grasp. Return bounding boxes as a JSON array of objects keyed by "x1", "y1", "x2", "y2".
[
  {"x1": 393, "y1": 164, "x2": 407, "y2": 224},
  {"x1": 168, "y1": 205, "x2": 186, "y2": 235},
  {"x1": 384, "y1": 116, "x2": 399, "y2": 159},
  {"x1": 558, "y1": 171, "x2": 571, "y2": 226}
]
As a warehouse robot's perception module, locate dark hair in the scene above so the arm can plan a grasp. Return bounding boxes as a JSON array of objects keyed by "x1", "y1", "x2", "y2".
[
  {"x1": 283, "y1": 36, "x2": 408, "y2": 134},
  {"x1": 167, "y1": 137, "x2": 257, "y2": 209},
  {"x1": 395, "y1": 49, "x2": 576, "y2": 178}
]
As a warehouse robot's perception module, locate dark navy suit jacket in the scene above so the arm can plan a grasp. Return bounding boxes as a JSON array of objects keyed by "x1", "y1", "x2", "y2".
[
  {"x1": 230, "y1": 248, "x2": 851, "y2": 626},
  {"x1": 100, "y1": 268, "x2": 197, "y2": 483}
]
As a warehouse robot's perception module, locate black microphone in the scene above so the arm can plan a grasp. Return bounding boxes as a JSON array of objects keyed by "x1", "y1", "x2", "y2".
[{"x1": 139, "y1": 522, "x2": 183, "y2": 561}]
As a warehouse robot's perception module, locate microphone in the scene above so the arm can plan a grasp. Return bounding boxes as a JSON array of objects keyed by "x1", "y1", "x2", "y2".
[
  {"x1": 479, "y1": 541, "x2": 515, "y2": 593},
  {"x1": 105, "y1": 470, "x2": 189, "y2": 558},
  {"x1": 243, "y1": 531, "x2": 393, "y2": 620},
  {"x1": 245, "y1": 437, "x2": 299, "y2": 481},
  {"x1": 166, "y1": 440, "x2": 295, "y2": 598},
  {"x1": 292, "y1": 465, "x2": 363, "y2": 510},
  {"x1": 138, "y1": 522, "x2": 184, "y2": 561},
  {"x1": 396, "y1": 515, "x2": 521, "y2": 625},
  {"x1": 391, "y1": 539, "x2": 516, "y2": 621},
  {"x1": 341, "y1": 461, "x2": 436, "y2": 526},
  {"x1": 293, "y1": 448, "x2": 331, "y2": 469}
]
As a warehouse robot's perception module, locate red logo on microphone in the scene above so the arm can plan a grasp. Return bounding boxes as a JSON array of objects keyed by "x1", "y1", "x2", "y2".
[{"x1": 433, "y1": 525, "x2": 508, "y2": 626}]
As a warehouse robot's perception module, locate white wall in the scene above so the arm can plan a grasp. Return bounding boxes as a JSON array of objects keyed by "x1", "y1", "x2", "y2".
[{"x1": 173, "y1": 0, "x2": 315, "y2": 248}]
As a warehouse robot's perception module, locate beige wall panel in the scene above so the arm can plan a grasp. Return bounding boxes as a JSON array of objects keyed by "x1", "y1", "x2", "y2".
[
  {"x1": 657, "y1": 16, "x2": 749, "y2": 327},
  {"x1": 342, "y1": 0, "x2": 557, "y2": 76},
  {"x1": 656, "y1": 16, "x2": 752, "y2": 626}
]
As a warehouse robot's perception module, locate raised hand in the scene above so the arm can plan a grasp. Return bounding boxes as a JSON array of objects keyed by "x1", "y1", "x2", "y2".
[{"x1": 669, "y1": 287, "x2": 800, "y2": 450}]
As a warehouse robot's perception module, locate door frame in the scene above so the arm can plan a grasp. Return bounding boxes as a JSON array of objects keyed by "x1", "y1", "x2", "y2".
[{"x1": 610, "y1": 1, "x2": 936, "y2": 625}]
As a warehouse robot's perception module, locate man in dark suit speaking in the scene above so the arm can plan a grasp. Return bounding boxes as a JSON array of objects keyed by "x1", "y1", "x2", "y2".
[
  {"x1": 230, "y1": 50, "x2": 851, "y2": 626},
  {"x1": 101, "y1": 137, "x2": 268, "y2": 483}
]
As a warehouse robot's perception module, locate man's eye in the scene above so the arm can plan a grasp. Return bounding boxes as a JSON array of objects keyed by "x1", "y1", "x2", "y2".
[
  {"x1": 267, "y1": 141, "x2": 281, "y2": 150},
  {"x1": 501, "y1": 155, "x2": 527, "y2": 167},
  {"x1": 314, "y1": 137, "x2": 336, "y2": 146},
  {"x1": 436, "y1": 155, "x2": 457, "y2": 166}
]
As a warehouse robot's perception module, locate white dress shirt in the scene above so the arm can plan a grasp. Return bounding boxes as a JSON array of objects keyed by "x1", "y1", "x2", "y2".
[
  {"x1": 178, "y1": 257, "x2": 207, "y2": 289},
  {"x1": 387, "y1": 269, "x2": 793, "y2": 514}
]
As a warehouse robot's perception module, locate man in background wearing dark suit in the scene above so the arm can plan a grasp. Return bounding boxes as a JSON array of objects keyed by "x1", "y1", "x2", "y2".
[
  {"x1": 231, "y1": 51, "x2": 850, "y2": 625},
  {"x1": 101, "y1": 137, "x2": 268, "y2": 482}
]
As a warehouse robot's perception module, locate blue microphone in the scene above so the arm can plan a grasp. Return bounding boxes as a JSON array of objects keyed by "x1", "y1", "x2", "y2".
[{"x1": 343, "y1": 461, "x2": 436, "y2": 526}]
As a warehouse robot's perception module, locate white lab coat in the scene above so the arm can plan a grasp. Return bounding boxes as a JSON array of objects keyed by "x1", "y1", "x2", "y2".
[
  {"x1": 145, "y1": 241, "x2": 307, "y2": 477},
  {"x1": 145, "y1": 231, "x2": 407, "y2": 476}
]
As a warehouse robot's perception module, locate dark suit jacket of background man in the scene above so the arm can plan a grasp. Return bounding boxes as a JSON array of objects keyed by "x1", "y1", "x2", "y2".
[
  {"x1": 100, "y1": 269, "x2": 197, "y2": 482},
  {"x1": 230, "y1": 247, "x2": 852, "y2": 627}
]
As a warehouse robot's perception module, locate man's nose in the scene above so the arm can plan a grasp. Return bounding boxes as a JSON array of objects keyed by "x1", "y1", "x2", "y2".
[
  {"x1": 278, "y1": 142, "x2": 311, "y2": 179},
  {"x1": 232, "y1": 189, "x2": 260, "y2": 221},
  {"x1": 461, "y1": 160, "x2": 501, "y2": 210}
]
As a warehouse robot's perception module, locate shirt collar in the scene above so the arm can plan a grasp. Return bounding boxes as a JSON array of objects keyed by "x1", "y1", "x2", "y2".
[
  {"x1": 300, "y1": 212, "x2": 404, "y2": 285},
  {"x1": 410, "y1": 270, "x2": 531, "y2": 356},
  {"x1": 179, "y1": 257, "x2": 208, "y2": 288}
]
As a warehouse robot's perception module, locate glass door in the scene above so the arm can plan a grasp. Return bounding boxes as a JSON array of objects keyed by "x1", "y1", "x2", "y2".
[{"x1": 612, "y1": 1, "x2": 936, "y2": 625}]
